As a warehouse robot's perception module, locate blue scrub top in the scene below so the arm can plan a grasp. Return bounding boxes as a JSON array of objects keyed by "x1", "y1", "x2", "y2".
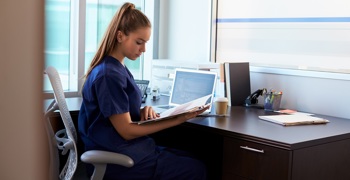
[{"x1": 78, "y1": 56, "x2": 156, "y2": 164}]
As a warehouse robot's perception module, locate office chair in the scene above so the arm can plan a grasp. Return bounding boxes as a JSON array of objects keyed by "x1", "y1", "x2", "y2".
[{"x1": 44, "y1": 66, "x2": 134, "y2": 180}]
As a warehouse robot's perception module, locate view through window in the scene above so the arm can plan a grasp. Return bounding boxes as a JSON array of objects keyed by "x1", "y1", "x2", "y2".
[{"x1": 44, "y1": 0, "x2": 144, "y2": 95}]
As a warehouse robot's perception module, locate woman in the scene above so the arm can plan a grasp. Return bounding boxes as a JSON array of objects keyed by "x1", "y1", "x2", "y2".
[{"x1": 78, "y1": 2, "x2": 208, "y2": 179}]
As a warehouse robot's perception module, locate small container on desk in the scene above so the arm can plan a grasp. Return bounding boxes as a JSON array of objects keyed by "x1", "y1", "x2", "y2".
[
  {"x1": 152, "y1": 87, "x2": 160, "y2": 101},
  {"x1": 264, "y1": 92, "x2": 282, "y2": 111}
]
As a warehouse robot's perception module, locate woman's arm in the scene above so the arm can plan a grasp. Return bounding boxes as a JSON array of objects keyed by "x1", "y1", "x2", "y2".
[{"x1": 109, "y1": 106, "x2": 209, "y2": 140}]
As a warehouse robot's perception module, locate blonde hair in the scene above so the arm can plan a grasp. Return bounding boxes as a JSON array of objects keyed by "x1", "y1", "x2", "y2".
[{"x1": 83, "y1": 2, "x2": 151, "y2": 81}]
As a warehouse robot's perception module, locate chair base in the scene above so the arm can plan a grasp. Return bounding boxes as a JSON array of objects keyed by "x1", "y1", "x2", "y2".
[{"x1": 72, "y1": 162, "x2": 90, "y2": 180}]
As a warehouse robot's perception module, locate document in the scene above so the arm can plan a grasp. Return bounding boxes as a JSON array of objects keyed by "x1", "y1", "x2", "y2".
[
  {"x1": 134, "y1": 94, "x2": 212, "y2": 125},
  {"x1": 258, "y1": 114, "x2": 329, "y2": 126}
]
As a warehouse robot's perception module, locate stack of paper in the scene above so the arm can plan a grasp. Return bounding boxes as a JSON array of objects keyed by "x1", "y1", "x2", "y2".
[{"x1": 258, "y1": 115, "x2": 329, "y2": 126}]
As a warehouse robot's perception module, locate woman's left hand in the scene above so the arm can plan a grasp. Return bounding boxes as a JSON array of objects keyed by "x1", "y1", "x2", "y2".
[{"x1": 140, "y1": 106, "x2": 159, "y2": 121}]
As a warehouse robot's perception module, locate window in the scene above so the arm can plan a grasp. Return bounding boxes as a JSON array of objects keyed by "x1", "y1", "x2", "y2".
[
  {"x1": 213, "y1": 0, "x2": 350, "y2": 80},
  {"x1": 44, "y1": 0, "x2": 148, "y2": 97},
  {"x1": 85, "y1": 0, "x2": 144, "y2": 78},
  {"x1": 44, "y1": 0, "x2": 71, "y2": 91}
]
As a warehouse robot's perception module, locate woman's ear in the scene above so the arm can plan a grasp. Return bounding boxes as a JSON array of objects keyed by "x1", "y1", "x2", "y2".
[{"x1": 117, "y1": 31, "x2": 123, "y2": 43}]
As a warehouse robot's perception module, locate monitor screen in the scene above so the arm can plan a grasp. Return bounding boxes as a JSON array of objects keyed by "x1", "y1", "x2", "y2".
[{"x1": 170, "y1": 69, "x2": 217, "y2": 107}]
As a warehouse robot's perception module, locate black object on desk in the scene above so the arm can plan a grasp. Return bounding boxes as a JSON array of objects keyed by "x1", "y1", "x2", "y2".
[
  {"x1": 224, "y1": 62, "x2": 251, "y2": 106},
  {"x1": 243, "y1": 103, "x2": 264, "y2": 109}
]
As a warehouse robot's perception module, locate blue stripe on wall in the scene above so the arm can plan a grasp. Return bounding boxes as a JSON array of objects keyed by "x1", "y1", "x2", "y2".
[{"x1": 217, "y1": 17, "x2": 350, "y2": 23}]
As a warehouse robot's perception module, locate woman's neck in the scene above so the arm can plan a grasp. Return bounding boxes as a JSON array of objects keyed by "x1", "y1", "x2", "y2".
[{"x1": 109, "y1": 50, "x2": 124, "y2": 65}]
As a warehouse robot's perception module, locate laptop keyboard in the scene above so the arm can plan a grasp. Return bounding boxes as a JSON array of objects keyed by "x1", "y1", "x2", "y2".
[
  {"x1": 136, "y1": 83, "x2": 148, "y2": 95},
  {"x1": 157, "y1": 105, "x2": 176, "y2": 109},
  {"x1": 135, "y1": 80, "x2": 149, "y2": 103}
]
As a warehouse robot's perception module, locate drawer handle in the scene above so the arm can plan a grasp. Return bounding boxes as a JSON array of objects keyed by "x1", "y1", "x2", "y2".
[{"x1": 240, "y1": 146, "x2": 264, "y2": 153}]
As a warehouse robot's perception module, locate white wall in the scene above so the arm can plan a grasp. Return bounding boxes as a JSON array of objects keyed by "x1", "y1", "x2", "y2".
[
  {"x1": 0, "y1": 0, "x2": 48, "y2": 179},
  {"x1": 158, "y1": 0, "x2": 212, "y2": 62},
  {"x1": 159, "y1": 0, "x2": 350, "y2": 119},
  {"x1": 251, "y1": 72, "x2": 350, "y2": 119}
]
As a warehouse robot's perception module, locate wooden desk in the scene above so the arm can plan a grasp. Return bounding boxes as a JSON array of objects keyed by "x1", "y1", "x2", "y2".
[
  {"x1": 186, "y1": 106, "x2": 350, "y2": 180},
  {"x1": 45, "y1": 96, "x2": 350, "y2": 180}
]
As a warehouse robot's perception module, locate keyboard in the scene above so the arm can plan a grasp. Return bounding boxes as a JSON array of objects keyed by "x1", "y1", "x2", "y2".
[
  {"x1": 156, "y1": 105, "x2": 176, "y2": 109},
  {"x1": 136, "y1": 83, "x2": 148, "y2": 95},
  {"x1": 135, "y1": 80, "x2": 149, "y2": 103}
]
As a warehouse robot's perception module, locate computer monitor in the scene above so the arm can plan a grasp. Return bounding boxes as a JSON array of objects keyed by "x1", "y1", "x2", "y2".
[{"x1": 168, "y1": 68, "x2": 218, "y2": 112}]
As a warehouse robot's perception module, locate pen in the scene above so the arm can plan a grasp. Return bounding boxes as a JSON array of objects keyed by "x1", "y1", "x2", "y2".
[{"x1": 270, "y1": 93, "x2": 274, "y2": 104}]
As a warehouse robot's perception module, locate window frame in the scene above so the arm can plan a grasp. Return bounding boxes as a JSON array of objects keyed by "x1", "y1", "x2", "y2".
[{"x1": 44, "y1": 0, "x2": 156, "y2": 99}]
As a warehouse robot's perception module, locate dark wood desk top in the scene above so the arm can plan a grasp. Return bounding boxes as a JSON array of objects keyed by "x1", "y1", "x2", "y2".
[
  {"x1": 45, "y1": 96, "x2": 350, "y2": 150},
  {"x1": 187, "y1": 106, "x2": 350, "y2": 150}
]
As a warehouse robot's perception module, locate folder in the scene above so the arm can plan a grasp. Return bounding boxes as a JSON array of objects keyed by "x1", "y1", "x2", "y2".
[
  {"x1": 258, "y1": 115, "x2": 329, "y2": 126},
  {"x1": 134, "y1": 95, "x2": 212, "y2": 125}
]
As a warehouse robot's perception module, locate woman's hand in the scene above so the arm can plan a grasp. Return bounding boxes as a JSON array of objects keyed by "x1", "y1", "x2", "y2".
[
  {"x1": 178, "y1": 105, "x2": 210, "y2": 122},
  {"x1": 140, "y1": 106, "x2": 159, "y2": 121}
]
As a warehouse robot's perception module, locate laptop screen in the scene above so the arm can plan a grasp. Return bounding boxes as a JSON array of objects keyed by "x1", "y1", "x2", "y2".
[{"x1": 169, "y1": 68, "x2": 218, "y2": 111}]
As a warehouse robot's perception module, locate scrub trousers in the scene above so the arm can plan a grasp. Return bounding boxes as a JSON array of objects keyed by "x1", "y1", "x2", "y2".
[{"x1": 90, "y1": 146, "x2": 207, "y2": 180}]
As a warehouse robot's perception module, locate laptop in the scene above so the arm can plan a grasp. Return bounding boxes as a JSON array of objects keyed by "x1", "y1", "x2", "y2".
[{"x1": 154, "y1": 68, "x2": 218, "y2": 114}]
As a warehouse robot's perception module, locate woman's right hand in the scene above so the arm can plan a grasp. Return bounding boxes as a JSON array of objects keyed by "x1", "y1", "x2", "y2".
[{"x1": 178, "y1": 105, "x2": 210, "y2": 122}]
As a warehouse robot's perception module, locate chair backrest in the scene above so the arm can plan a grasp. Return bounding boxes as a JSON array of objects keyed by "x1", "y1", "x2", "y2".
[
  {"x1": 45, "y1": 66, "x2": 78, "y2": 180},
  {"x1": 44, "y1": 100, "x2": 60, "y2": 180}
]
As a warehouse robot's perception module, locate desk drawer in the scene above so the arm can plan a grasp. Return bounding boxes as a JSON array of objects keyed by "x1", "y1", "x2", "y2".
[{"x1": 222, "y1": 137, "x2": 291, "y2": 180}]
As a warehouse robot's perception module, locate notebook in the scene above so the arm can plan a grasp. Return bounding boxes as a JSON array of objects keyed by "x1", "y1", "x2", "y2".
[{"x1": 154, "y1": 68, "x2": 218, "y2": 114}]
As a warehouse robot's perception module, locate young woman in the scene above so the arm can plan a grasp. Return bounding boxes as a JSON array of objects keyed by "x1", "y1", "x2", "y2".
[{"x1": 78, "y1": 2, "x2": 208, "y2": 179}]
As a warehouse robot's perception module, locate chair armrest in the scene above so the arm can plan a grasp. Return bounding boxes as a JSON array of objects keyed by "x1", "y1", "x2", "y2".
[{"x1": 81, "y1": 150, "x2": 134, "y2": 167}]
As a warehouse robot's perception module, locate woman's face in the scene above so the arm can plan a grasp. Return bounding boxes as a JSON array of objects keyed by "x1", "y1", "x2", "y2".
[{"x1": 119, "y1": 27, "x2": 151, "y2": 60}]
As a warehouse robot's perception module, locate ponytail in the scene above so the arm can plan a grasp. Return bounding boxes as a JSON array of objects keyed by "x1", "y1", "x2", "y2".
[{"x1": 83, "y1": 2, "x2": 151, "y2": 82}]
